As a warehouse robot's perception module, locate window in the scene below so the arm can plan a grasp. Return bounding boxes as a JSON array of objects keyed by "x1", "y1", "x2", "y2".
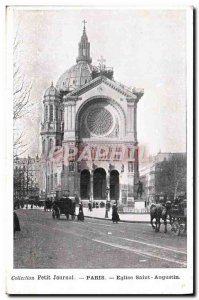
[
  {"x1": 50, "y1": 105, "x2": 53, "y2": 122},
  {"x1": 69, "y1": 161, "x2": 74, "y2": 172},
  {"x1": 55, "y1": 107, "x2": 58, "y2": 121},
  {"x1": 51, "y1": 174, "x2": 53, "y2": 190},
  {"x1": 45, "y1": 106, "x2": 48, "y2": 121},
  {"x1": 47, "y1": 176, "x2": 50, "y2": 192},
  {"x1": 49, "y1": 139, "x2": 53, "y2": 152},
  {"x1": 42, "y1": 139, "x2": 46, "y2": 154},
  {"x1": 60, "y1": 110, "x2": 63, "y2": 122},
  {"x1": 128, "y1": 162, "x2": 134, "y2": 173},
  {"x1": 54, "y1": 174, "x2": 57, "y2": 187}
]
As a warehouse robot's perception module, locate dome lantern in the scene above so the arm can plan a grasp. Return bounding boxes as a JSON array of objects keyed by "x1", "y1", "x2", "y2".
[
  {"x1": 76, "y1": 20, "x2": 92, "y2": 64},
  {"x1": 56, "y1": 22, "x2": 97, "y2": 92}
]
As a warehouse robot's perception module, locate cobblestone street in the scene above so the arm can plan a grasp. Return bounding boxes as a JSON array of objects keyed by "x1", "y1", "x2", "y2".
[{"x1": 14, "y1": 209, "x2": 187, "y2": 269}]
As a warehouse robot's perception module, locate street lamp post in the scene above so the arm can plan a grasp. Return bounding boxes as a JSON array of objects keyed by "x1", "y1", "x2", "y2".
[{"x1": 105, "y1": 186, "x2": 110, "y2": 218}]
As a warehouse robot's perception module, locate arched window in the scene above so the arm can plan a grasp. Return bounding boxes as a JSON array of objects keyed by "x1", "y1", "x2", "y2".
[
  {"x1": 60, "y1": 110, "x2": 63, "y2": 122},
  {"x1": 45, "y1": 106, "x2": 48, "y2": 121},
  {"x1": 42, "y1": 139, "x2": 46, "y2": 154},
  {"x1": 55, "y1": 107, "x2": 58, "y2": 121},
  {"x1": 128, "y1": 162, "x2": 134, "y2": 173},
  {"x1": 50, "y1": 105, "x2": 53, "y2": 122}
]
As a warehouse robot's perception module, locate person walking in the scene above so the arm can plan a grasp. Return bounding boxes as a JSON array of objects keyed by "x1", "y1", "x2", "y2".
[
  {"x1": 112, "y1": 202, "x2": 120, "y2": 224},
  {"x1": 78, "y1": 202, "x2": 84, "y2": 221},
  {"x1": 88, "y1": 201, "x2": 92, "y2": 212}
]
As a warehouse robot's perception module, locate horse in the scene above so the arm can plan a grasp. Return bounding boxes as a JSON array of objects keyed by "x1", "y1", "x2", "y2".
[
  {"x1": 44, "y1": 199, "x2": 53, "y2": 211},
  {"x1": 150, "y1": 201, "x2": 172, "y2": 233}
]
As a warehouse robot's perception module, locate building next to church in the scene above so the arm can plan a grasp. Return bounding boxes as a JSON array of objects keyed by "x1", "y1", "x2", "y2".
[
  {"x1": 139, "y1": 152, "x2": 187, "y2": 205},
  {"x1": 40, "y1": 22, "x2": 144, "y2": 207},
  {"x1": 14, "y1": 155, "x2": 40, "y2": 206}
]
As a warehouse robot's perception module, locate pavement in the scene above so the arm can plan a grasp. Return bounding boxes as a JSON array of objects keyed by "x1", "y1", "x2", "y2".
[
  {"x1": 14, "y1": 209, "x2": 187, "y2": 269},
  {"x1": 77, "y1": 207, "x2": 150, "y2": 223},
  {"x1": 25, "y1": 205, "x2": 150, "y2": 223}
]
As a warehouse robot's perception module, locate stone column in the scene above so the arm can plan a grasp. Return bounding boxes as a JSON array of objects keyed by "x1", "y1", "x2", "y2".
[
  {"x1": 126, "y1": 96, "x2": 137, "y2": 142},
  {"x1": 90, "y1": 168, "x2": 94, "y2": 203},
  {"x1": 63, "y1": 96, "x2": 77, "y2": 141},
  {"x1": 106, "y1": 166, "x2": 111, "y2": 201}
]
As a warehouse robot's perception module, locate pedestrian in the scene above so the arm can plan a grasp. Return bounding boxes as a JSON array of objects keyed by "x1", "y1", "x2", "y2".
[
  {"x1": 14, "y1": 211, "x2": 21, "y2": 239},
  {"x1": 88, "y1": 202, "x2": 92, "y2": 212},
  {"x1": 75, "y1": 192, "x2": 80, "y2": 205},
  {"x1": 78, "y1": 202, "x2": 84, "y2": 221},
  {"x1": 112, "y1": 202, "x2": 120, "y2": 224}
]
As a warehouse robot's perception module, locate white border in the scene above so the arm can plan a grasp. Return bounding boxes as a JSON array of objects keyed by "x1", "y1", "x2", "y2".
[{"x1": 2, "y1": 3, "x2": 194, "y2": 296}]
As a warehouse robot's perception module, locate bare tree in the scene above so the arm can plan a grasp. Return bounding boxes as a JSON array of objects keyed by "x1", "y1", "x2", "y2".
[
  {"x1": 13, "y1": 32, "x2": 33, "y2": 157},
  {"x1": 155, "y1": 154, "x2": 186, "y2": 200}
]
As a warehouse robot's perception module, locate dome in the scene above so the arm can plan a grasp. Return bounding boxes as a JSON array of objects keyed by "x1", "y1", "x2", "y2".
[
  {"x1": 56, "y1": 61, "x2": 96, "y2": 92},
  {"x1": 44, "y1": 82, "x2": 60, "y2": 97}
]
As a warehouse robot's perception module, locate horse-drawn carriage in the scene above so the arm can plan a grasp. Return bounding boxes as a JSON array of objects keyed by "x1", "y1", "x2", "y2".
[
  {"x1": 44, "y1": 199, "x2": 53, "y2": 211},
  {"x1": 169, "y1": 199, "x2": 187, "y2": 236},
  {"x1": 52, "y1": 197, "x2": 76, "y2": 220},
  {"x1": 150, "y1": 197, "x2": 187, "y2": 236}
]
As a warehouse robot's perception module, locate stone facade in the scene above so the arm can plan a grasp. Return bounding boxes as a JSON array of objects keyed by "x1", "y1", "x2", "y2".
[
  {"x1": 14, "y1": 155, "x2": 40, "y2": 202},
  {"x1": 40, "y1": 24, "x2": 144, "y2": 205}
]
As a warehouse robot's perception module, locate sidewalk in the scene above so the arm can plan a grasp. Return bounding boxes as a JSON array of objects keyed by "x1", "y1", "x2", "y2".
[
  {"x1": 22, "y1": 206, "x2": 150, "y2": 223},
  {"x1": 76, "y1": 207, "x2": 150, "y2": 223}
]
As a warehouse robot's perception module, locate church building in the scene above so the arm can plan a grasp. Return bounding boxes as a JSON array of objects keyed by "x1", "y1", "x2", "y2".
[{"x1": 40, "y1": 22, "x2": 144, "y2": 206}]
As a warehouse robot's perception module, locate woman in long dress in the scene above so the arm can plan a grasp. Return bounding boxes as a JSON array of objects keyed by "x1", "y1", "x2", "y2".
[
  {"x1": 112, "y1": 203, "x2": 120, "y2": 224},
  {"x1": 78, "y1": 202, "x2": 84, "y2": 221}
]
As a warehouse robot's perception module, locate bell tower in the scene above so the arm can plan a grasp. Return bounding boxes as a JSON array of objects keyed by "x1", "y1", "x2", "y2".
[{"x1": 41, "y1": 82, "x2": 63, "y2": 157}]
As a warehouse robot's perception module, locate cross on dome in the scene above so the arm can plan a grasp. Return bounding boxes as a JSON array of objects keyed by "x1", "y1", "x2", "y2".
[{"x1": 82, "y1": 19, "x2": 87, "y2": 31}]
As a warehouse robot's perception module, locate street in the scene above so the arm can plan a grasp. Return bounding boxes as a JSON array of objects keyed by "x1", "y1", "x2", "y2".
[{"x1": 14, "y1": 209, "x2": 187, "y2": 269}]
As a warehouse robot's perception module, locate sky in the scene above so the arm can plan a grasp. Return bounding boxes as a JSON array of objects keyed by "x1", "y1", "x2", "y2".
[{"x1": 12, "y1": 8, "x2": 187, "y2": 157}]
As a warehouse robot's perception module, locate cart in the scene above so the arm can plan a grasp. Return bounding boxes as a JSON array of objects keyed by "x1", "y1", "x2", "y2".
[
  {"x1": 169, "y1": 200, "x2": 187, "y2": 236},
  {"x1": 52, "y1": 197, "x2": 76, "y2": 220}
]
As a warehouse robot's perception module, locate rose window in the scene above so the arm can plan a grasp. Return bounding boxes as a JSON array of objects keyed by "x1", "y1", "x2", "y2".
[{"x1": 86, "y1": 108, "x2": 113, "y2": 136}]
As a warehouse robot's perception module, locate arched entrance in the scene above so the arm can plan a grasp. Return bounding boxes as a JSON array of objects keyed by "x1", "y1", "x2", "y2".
[
  {"x1": 80, "y1": 170, "x2": 90, "y2": 199},
  {"x1": 110, "y1": 170, "x2": 119, "y2": 201},
  {"x1": 93, "y1": 168, "x2": 106, "y2": 200}
]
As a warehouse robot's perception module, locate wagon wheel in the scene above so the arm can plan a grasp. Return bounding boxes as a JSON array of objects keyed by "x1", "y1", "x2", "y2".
[
  {"x1": 171, "y1": 220, "x2": 180, "y2": 236},
  {"x1": 179, "y1": 219, "x2": 187, "y2": 236},
  {"x1": 57, "y1": 207, "x2": 61, "y2": 219},
  {"x1": 56, "y1": 207, "x2": 60, "y2": 219},
  {"x1": 52, "y1": 209, "x2": 56, "y2": 219}
]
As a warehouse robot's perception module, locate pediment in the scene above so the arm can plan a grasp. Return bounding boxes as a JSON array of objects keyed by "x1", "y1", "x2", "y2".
[{"x1": 68, "y1": 76, "x2": 133, "y2": 98}]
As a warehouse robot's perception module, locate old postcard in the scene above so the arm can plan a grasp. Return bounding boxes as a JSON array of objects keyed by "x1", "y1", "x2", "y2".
[{"x1": 5, "y1": 5, "x2": 193, "y2": 295}]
